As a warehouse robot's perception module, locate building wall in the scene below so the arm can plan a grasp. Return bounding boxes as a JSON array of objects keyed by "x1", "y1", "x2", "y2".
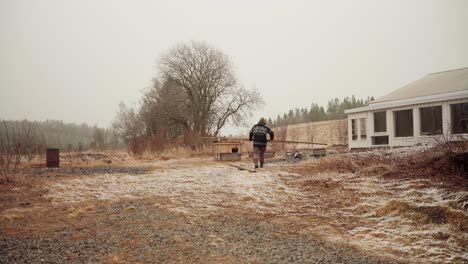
[
  {"x1": 347, "y1": 112, "x2": 371, "y2": 148},
  {"x1": 348, "y1": 97, "x2": 468, "y2": 149},
  {"x1": 276, "y1": 119, "x2": 347, "y2": 146}
]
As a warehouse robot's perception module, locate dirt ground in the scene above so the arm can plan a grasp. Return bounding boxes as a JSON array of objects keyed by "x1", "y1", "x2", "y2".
[{"x1": 1, "y1": 151, "x2": 467, "y2": 263}]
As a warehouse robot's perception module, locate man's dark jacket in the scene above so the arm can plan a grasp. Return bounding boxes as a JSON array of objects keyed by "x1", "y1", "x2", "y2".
[{"x1": 249, "y1": 123, "x2": 274, "y2": 147}]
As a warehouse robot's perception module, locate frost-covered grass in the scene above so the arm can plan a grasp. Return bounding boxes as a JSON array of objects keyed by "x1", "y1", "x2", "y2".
[
  {"x1": 347, "y1": 181, "x2": 468, "y2": 263},
  {"x1": 44, "y1": 161, "x2": 299, "y2": 216},
  {"x1": 20, "y1": 146, "x2": 468, "y2": 263},
  {"x1": 287, "y1": 146, "x2": 468, "y2": 263}
]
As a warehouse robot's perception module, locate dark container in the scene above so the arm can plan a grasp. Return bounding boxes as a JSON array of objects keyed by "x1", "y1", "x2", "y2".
[{"x1": 46, "y1": 148, "x2": 60, "y2": 167}]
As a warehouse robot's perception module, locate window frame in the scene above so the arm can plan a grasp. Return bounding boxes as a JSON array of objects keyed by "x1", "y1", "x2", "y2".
[
  {"x1": 419, "y1": 105, "x2": 443, "y2": 136},
  {"x1": 351, "y1": 119, "x2": 358, "y2": 140},
  {"x1": 360, "y1": 118, "x2": 367, "y2": 139},
  {"x1": 451, "y1": 102, "x2": 468, "y2": 134},
  {"x1": 373, "y1": 111, "x2": 387, "y2": 133},
  {"x1": 394, "y1": 109, "x2": 414, "y2": 138},
  {"x1": 372, "y1": 135, "x2": 389, "y2": 145}
]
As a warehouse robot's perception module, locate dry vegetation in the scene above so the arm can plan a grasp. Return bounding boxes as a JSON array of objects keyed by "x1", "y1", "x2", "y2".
[
  {"x1": 285, "y1": 143, "x2": 468, "y2": 263},
  {"x1": 376, "y1": 200, "x2": 466, "y2": 228},
  {"x1": 0, "y1": 121, "x2": 46, "y2": 182},
  {"x1": 1, "y1": 138, "x2": 467, "y2": 263},
  {"x1": 291, "y1": 143, "x2": 468, "y2": 183}
]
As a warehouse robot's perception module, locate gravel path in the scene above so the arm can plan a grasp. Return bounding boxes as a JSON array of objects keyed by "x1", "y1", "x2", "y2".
[
  {"x1": 0, "y1": 199, "x2": 398, "y2": 264},
  {"x1": 21, "y1": 166, "x2": 153, "y2": 177}
]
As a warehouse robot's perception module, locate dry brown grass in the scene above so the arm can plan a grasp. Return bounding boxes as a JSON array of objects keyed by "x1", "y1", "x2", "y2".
[
  {"x1": 376, "y1": 200, "x2": 411, "y2": 216},
  {"x1": 159, "y1": 156, "x2": 170, "y2": 161},
  {"x1": 282, "y1": 146, "x2": 468, "y2": 262},
  {"x1": 290, "y1": 145, "x2": 468, "y2": 189},
  {"x1": 123, "y1": 206, "x2": 137, "y2": 212},
  {"x1": 1, "y1": 208, "x2": 26, "y2": 222},
  {"x1": 69, "y1": 233, "x2": 86, "y2": 241},
  {"x1": 377, "y1": 200, "x2": 468, "y2": 231},
  {"x1": 0, "y1": 176, "x2": 50, "y2": 212},
  {"x1": 57, "y1": 150, "x2": 132, "y2": 167},
  {"x1": 67, "y1": 205, "x2": 95, "y2": 218},
  {"x1": 354, "y1": 205, "x2": 376, "y2": 215},
  {"x1": 290, "y1": 153, "x2": 396, "y2": 176},
  {"x1": 136, "y1": 144, "x2": 214, "y2": 160},
  {"x1": 241, "y1": 196, "x2": 257, "y2": 202}
]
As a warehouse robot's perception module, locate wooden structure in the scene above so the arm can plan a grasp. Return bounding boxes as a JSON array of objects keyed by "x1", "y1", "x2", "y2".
[
  {"x1": 213, "y1": 140, "x2": 243, "y2": 161},
  {"x1": 312, "y1": 148, "x2": 327, "y2": 157},
  {"x1": 212, "y1": 137, "x2": 328, "y2": 161}
]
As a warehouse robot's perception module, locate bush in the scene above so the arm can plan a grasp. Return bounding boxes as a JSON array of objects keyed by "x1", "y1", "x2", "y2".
[
  {"x1": 291, "y1": 143, "x2": 467, "y2": 185},
  {"x1": 0, "y1": 120, "x2": 46, "y2": 182}
]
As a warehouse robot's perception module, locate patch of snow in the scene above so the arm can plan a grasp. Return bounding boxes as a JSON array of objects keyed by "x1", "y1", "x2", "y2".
[{"x1": 45, "y1": 164, "x2": 301, "y2": 216}]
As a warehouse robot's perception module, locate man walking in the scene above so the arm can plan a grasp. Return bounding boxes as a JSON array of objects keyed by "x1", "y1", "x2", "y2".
[{"x1": 249, "y1": 118, "x2": 274, "y2": 169}]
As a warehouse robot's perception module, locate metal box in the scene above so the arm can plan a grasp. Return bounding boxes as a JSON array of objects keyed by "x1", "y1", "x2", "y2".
[{"x1": 46, "y1": 148, "x2": 60, "y2": 167}]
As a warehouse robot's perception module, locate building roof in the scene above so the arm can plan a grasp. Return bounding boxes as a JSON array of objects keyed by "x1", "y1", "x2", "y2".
[
  {"x1": 345, "y1": 67, "x2": 468, "y2": 114},
  {"x1": 372, "y1": 67, "x2": 468, "y2": 104}
]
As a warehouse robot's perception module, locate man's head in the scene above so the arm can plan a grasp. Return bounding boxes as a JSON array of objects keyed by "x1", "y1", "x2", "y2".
[{"x1": 258, "y1": 117, "x2": 266, "y2": 125}]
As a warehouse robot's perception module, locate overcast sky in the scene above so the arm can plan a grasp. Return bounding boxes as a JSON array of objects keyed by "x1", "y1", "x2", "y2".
[{"x1": 1, "y1": 0, "x2": 467, "y2": 134}]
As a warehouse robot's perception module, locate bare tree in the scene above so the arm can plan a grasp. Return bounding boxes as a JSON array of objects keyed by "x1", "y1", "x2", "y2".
[
  {"x1": 65, "y1": 144, "x2": 74, "y2": 163},
  {"x1": 11, "y1": 122, "x2": 26, "y2": 176},
  {"x1": 0, "y1": 122, "x2": 14, "y2": 182},
  {"x1": 0, "y1": 120, "x2": 30, "y2": 182},
  {"x1": 211, "y1": 87, "x2": 262, "y2": 136},
  {"x1": 93, "y1": 128, "x2": 106, "y2": 151},
  {"x1": 112, "y1": 102, "x2": 146, "y2": 141},
  {"x1": 112, "y1": 103, "x2": 147, "y2": 156},
  {"x1": 140, "y1": 79, "x2": 191, "y2": 138},
  {"x1": 159, "y1": 41, "x2": 262, "y2": 135},
  {"x1": 36, "y1": 133, "x2": 47, "y2": 163},
  {"x1": 76, "y1": 142, "x2": 85, "y2": 160},
  {"x1": 22, "y1": 121, "x2": 41, "y2": 164},
  {"x1": 16, "y1": 122, "x2": 35, "y2": 171}
]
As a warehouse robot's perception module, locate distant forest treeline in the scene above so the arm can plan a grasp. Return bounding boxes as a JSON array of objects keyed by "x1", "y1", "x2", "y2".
[
  {"x1": 269, "y1": 95, "x2": 374, "y2": 126},
  {"x1": 0, "y1": 120, "x2": 121, "y2": 150}
]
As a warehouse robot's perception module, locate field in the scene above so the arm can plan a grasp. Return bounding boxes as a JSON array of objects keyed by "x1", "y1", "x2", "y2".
[{"x1": 1, "y1": 146, "x2": 467, "y2": 263}]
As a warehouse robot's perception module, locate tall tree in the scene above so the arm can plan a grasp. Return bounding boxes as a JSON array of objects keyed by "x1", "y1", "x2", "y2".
[{"x1": 158, "y1": 41, "x2": 262, "y2": 135}]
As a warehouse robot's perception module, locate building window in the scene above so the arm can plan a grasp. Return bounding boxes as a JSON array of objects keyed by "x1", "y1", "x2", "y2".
[
  {"x1": 374, "y1": 111, "x2": 386, "y2": 133},
  {"x1": 420, "y1": 106, "x2": 442, "y2": 135},
  {"x1": 351, "y1": 119, "x2": 357, "y2": 140},
  {"x1": 360, "y1": 118, "x2": 367, "y2": 139},
  {"x1": 372, "y1": 135, "x2": 389, "y2": 145},
  {"x1": 451, "y1": 102, "x2": 468, "y2": 134},
  {"x1": 394, "y1": 109, "x2": 414, "y2": 137}
]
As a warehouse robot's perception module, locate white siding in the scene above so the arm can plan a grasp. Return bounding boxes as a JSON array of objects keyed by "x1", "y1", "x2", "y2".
[
  {"x1": 348, "y1": 112, "x2": 371, "y2": 148},
  {"x1": 348, "y1": 98, "x2": 468, "y2": 149}
]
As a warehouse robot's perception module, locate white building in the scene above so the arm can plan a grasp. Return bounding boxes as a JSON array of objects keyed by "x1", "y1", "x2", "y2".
[{"x1": 345, "y1": 67, "x2": 468, "y2": 149}]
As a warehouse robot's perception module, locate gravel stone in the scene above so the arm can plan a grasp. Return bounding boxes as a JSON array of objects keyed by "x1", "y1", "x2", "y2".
[{"x1": 1, "y1": 199, "x2": 400, "y2": 264}]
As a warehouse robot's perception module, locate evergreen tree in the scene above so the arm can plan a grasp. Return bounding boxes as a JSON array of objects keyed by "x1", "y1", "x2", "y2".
[{"x1": 270, "y1": 95, "x2": 372, "y2": 127}]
